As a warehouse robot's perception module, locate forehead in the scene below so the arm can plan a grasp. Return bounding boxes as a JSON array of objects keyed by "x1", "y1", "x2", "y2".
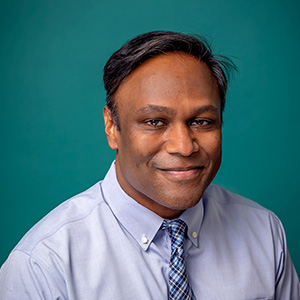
[{"x1": 114, "y1": 52, "x2": 220, "y2": 111}]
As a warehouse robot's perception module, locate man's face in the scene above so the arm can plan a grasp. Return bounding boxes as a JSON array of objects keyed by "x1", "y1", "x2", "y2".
[{"x1": 104, "y1": 52, "x2": 222, "y2": 219}]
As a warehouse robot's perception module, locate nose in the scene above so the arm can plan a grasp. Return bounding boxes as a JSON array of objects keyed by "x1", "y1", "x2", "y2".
[{"x1": 165, "y1": 123, "x2": 199, "y2": 156}]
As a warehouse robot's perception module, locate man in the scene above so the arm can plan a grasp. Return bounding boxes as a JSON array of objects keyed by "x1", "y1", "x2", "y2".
[{"x1": 0, "y1": 31, "x2": 299, "y2": 299}]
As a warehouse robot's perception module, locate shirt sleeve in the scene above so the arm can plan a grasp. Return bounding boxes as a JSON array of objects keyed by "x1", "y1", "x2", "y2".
[
  {"x1": 273, "y1": 216, "x2": 300, "y2": 299},
  {"x1": 0, "y1": 250, "x2": 67, "y2": 300}
]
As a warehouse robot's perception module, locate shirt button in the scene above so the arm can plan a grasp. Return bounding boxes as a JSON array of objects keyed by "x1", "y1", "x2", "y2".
[
  {"x1": 192, "y1": 231, "x2": 197, "y2": 239},
  {"x1": 141, "y1": 234, "x2": 148, "y2": 244}
]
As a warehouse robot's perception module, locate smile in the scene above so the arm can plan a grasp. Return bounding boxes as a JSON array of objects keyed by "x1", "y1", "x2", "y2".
[{"x1": 158, "y1": 167, "x2": 203, "y2": 181}]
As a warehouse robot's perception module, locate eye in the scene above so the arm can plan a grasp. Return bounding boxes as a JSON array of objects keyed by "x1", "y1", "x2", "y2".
[
  {"x1": 145, "y1": 119, "x2": 166, "y2": 127},
  {"x1": 189, "y1": 119, "x2": 211, "y2": 127}
]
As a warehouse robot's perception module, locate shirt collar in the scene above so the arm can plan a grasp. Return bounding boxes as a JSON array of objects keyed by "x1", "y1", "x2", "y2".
[
  {"x1": 102, "y1": 162, "x2": 163, "y2": 251},
  {"x1": 180, "y1": 199, "x2": 203, "y2": 247},
  {"x1": 102, "y1": 161, "x2": 204, "y2": 250}
]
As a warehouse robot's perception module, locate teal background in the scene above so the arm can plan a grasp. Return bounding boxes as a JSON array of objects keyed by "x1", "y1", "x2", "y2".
[{"x1": 1, "y1": 0, "x2": 299, "y2": 276}]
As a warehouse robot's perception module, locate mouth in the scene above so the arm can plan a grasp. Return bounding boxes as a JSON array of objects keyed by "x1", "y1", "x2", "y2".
[{"x1": 158, "y1": 166, "x2": 204, "y2": 181}]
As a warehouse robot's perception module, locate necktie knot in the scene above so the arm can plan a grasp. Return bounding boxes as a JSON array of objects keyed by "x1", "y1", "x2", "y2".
[{"x1": 162, "y1": 219, "x2": 187, "y2": 252}]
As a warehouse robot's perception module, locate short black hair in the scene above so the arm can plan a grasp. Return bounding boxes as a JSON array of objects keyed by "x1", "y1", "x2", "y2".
[{"x1": 103, "y1": 30, "x2": 236, "y2": 130}]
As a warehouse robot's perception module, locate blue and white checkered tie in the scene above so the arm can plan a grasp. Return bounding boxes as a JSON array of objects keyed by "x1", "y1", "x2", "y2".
[{"x1": 162, "y1": 219, "x2": 196, "y2": 300}]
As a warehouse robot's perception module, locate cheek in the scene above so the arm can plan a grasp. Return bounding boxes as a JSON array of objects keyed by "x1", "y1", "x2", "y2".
[
  {"x1": 200, "y1": 132, "x2": 222, "y2": 158},
  {"x1": 131, "y1": 133, "x2": 163, "y2": 157},
  {"x1": 119, "y1": 133, "x2": 161, "y2": 165}
]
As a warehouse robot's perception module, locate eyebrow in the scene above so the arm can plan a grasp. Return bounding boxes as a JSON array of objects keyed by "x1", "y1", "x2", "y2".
[
  {"x1": 135, "y1": 104, "x2": 218, "y2": 116},
  {"x1": 190, "y1": 105, "x2": 219, "y2": 115},
  {"x1": 136, "y1": 104, "x2": 176, "y2": 116}
]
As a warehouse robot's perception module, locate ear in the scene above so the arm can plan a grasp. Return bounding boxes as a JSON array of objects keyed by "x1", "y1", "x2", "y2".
[{"x1": 103, "y1": 106, "x2": 119, "y2": 150}]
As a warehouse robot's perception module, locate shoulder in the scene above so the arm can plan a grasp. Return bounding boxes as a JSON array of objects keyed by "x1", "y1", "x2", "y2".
[
  {"x1": 203, "y1": 184, "x2": 282, "y2": 232},
  {"x1": 205, "y1": 184, "x2": 276, "y2": 213},
  {"x1": 202, "y1": 184, "x2": 288, "y2": 260},
  {"x1": 14, "y1": 181, "x2": 106, "y2": 255}
]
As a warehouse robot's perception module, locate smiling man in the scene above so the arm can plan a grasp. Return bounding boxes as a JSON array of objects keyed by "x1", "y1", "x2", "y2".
[
  {"x1": 1, "y1": 31, "x2": 299, "y2": 299},
  {"x1": 104, "y1": 52, "x2": 222, "y2": 219}
]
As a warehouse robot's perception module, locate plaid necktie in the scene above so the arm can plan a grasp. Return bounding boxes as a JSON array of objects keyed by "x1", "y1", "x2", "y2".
[{"x1": 162, "y1": 219, "x2": 196, "y2": 300}]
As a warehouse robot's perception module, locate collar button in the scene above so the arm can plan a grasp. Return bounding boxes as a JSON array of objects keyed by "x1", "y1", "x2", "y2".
[{"x1": 141, "y1": 234, "x2": 148, "y2": 244}]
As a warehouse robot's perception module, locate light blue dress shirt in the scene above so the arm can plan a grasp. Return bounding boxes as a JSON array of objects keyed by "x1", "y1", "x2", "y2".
[{"x1": 0, "y1": 162, "x2": 299, "y2": 299}]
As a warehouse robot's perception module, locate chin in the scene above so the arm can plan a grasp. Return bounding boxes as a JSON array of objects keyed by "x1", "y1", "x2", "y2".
[{"x1": 161, "y1": 192, "x2": 203, "y2": 211}]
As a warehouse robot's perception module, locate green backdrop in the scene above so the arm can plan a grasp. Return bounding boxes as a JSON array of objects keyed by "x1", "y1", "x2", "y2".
[{"x1": 1, "y1": 0, "x2": 299, "y2": 276}]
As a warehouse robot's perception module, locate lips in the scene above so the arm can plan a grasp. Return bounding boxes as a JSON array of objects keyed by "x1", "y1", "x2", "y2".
[{"x1": 158, "y1": 166, "x2": 203, "y2": 181}]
